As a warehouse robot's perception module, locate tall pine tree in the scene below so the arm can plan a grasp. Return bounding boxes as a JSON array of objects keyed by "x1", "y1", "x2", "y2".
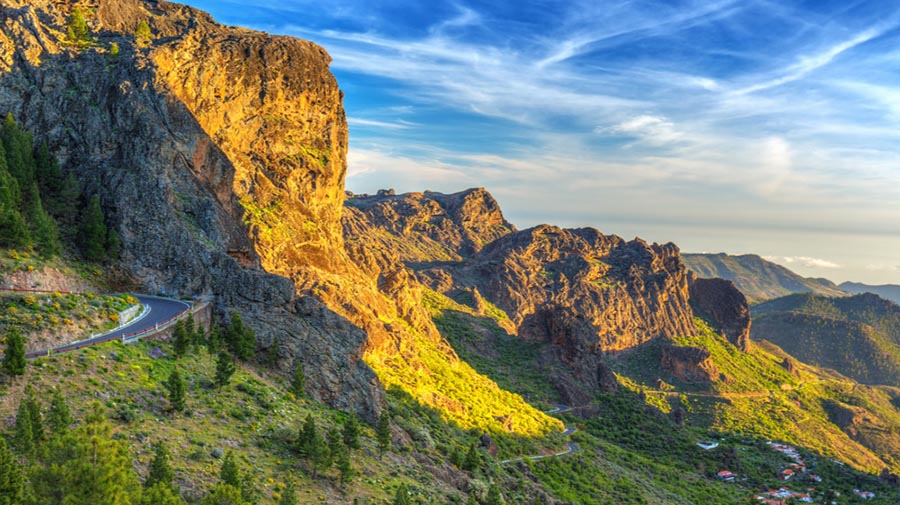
[
  {"x1": 47, "y1": 388, "x2": 72, "y2": 435},
  {"x1": 376, "y1": 411, "x2": 391, "y2": 458},
  {"x1": 78, "y1": 195, "x2": 107, "y2": 262},
  {"x1": 215, "y1": 350, "x2": 236, "y2": 388},
  {"x1": 0, "y1": 438, "x2": 24, "y2": 505},
  {"x1": 165, "y1": 369, "x2": 186, "y2": 413},
  {"x1": 145, "y1": 441, "x2": 174, "y2": 489},
  {"x1": 2, "y1": 328, "x2": 25, "y2": 377},
  {"x1": 31, "y1": 402, "x2": 142, "y2": 504}
]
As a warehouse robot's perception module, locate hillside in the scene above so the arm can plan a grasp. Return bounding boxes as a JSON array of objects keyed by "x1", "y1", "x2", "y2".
[
  {"x1": 683, "y1": 252, "x2": 845, "y2": 303},
  {"x1": 751, "y1": 293, "x2": 900, "y2": 386},
  {"x1": 841, "y1": 282, "x2": 900, "y2": 305},
  {"x1": 4, "y1": 1, "x2": 900, "y2": 504}
]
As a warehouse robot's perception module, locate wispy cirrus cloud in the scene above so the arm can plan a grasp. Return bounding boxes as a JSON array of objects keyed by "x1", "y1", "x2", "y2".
[{"x1": 182, "y1": 0, "x2": 900, "y2": 284}]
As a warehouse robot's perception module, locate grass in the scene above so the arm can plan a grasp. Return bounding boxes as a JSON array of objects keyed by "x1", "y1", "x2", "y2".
[{"x1": 10, "y1": 339, "x2": 473, "y2": 504}]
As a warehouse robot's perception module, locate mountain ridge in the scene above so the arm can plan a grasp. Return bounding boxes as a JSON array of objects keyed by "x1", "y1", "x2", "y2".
[{"x1": 683, "y1": 252, "x2": 846, "y2": 302}]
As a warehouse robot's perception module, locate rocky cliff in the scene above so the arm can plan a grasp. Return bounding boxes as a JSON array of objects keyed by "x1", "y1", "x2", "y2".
[
  {"x1": 0, "y1": 0, "x2": 560, "y2": 432},
  {"x1": 0, "y1": 0, "x2": 385, "y2": 419}
]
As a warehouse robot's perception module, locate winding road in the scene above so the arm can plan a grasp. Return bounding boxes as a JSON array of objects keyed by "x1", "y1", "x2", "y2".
[
  {"x1": 25, "y1": 294, "x2": 192, "y2": 359},
  {"x1": 500, "y1": 405, "x2": 582, "y2": 465}
]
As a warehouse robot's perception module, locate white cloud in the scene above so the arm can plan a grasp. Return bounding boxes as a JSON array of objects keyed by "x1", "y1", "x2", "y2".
[
  {"x1": 601, "y1": 114, "x2": 682, "y2": 146},
  {"x1": 778, "y1": 256, "x2": 841, "y2": 269},
  {"x1": 347, "y1": 117, "x2": 415, "y2": 130}
]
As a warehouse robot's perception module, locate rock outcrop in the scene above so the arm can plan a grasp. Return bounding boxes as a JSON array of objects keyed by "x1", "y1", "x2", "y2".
[
  {"x1": 659, "y1": 344, "x2": 719, "y2": 383},
  {"x1": 345, "y1": 188, "x2": 515, "y2": 263},
  {"x1": 689, "y1": 277, "x2": 751, "y2": 351}
]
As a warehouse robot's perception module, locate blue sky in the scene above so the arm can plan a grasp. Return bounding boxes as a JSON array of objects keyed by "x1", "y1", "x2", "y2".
[{"x1": 182, "y1": 0, "x2": 900, "y2": 284}]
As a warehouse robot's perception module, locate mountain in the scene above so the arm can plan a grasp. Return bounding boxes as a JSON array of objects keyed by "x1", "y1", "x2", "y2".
[
  {"x1": 6, "y1": 1, "x2": 900, "y2": 503},
  {"x1": 683, "y1": 252, "x2": 845, "y2": 303},
  {"x1": 0, "y1": 0, "x2": 568, "y2": 436},
  {"x1": 841, "y1": 282, "x2": 900, "y2": 305},
  {"x1": 752, "y1": 293, "x2": 900, "y2": 386},
  {"x1": 346, "y1": 189, "x2": 751, "y2": 404}
]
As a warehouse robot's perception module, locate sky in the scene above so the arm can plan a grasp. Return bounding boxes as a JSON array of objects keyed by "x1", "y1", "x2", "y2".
[{"x1": 181, "y1": 0, "x2": 900, "y2": 285}]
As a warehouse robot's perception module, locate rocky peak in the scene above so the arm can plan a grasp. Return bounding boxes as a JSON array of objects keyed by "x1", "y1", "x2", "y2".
[{"x1": 345, "y1": 187, "x2": 515, "y2": 263}]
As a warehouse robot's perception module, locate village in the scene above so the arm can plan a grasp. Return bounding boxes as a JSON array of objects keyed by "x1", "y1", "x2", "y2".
[{"x1": 710, "y1": 441, "x2": 877, "y2": 504}]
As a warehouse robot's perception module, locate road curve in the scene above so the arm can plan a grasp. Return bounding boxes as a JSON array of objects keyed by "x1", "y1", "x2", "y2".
[
  {"x1": 25, "y1": 295, "x2": 191, "y2": 359},
  {"x1": 500, "y1": 406, "x2": 581, "y2": 465}
]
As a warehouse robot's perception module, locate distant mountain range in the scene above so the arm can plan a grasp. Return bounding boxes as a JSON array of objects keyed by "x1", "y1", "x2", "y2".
[
  {"x1": 752, "y1": 292, "x2": 900, "y2": 386},
  {"x1": 840, "y1": 282, "x2": 900, "y2": 305},
  {"x1": 683, "y1": 253, "x2": 846, "y2": 303}
]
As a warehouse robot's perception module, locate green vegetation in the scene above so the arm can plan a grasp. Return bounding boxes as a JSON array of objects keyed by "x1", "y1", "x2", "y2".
[
  {"x1": 0, "y1": 116, "x2": 114, "y2": 263},
  {"x1": 289, "y1": 361, "x2": 305, "y2": 397},
  {"x1": 165, "y1": 368, "x2": 186, "y2": 413},
  {"x1": 215, "y1": 349, "x2": 236, "y2": 387},
  {"x1": 0, "y1": 291, "x2": 135, "y2": 350},
  {"x1": 2, "y1": 327, "x2": 25, "y2": 376},
  {"x1": 66, "y1": 8, "x2": 91, "y2": 44},
  {"x1": 422, "y1": 289, "x2": 555, "y2": 404},
  {"x1": 753, "y1": 292, "x2": 900, "y2": 385},
  {"x1": 225, "y1": 311, "x2": 256, "y2": 361},
  {"x1": 135, "y1": 20, "x2": 152, "y2": 48}
]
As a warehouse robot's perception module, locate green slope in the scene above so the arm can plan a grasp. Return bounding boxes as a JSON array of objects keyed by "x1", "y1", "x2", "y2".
[{"x1": 752, "y1": 293, "x2": 900, "y2": 386}]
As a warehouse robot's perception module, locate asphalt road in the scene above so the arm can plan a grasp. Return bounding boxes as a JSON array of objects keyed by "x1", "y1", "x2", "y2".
[
  {"x1": 26, "y1": 295, "x2": 191, "y2": 358},
  {"x1": 500, "y1": 406, "x2": 581, "y2": 465}
]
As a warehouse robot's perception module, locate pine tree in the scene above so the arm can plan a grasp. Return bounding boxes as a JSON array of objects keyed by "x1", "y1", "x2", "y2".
[
  {"x1": 31, "y1": 402, "x2": 142, "y2": 504},
  {"x1": 298, "y1": 414, "x2": 327, "y2": 478},
  {"x1": 2, "y1": 328, "x2": 25, "y2": 376},
  {"x1": 278, "y1": 479, "x2": 296, "y2": 505},
  {"x1": 0, "y1": 438, "x2": 24, "y2": 505},
  {"x1": 23, "y1": 386, "x2": 44, "y2": 444},
  {"x1": 106, "y1": 226, "x2": 120, "y2": 260},
  {"x1": 225, "y1": 311, "x2": 255, "y2": 360},
  {"x1": 23, "y1": 182, "x2": 61, "y2": 257},
  {"x1": 165, "y1": 368, "x2": 186, "y2": 413},
  {"x1": 0, "y1": 142, "x2": 29, "y2": 249},
  {"x1": 78, "y1": 195, "x2": 107, "y2": 262},
  {"x1": 47, "y1": 388, "x2": 73, "y2": 435},
  {"x1": 215, "y1": 350, "x2": 236, "y2": 388},
  {"x1": 200, "y1": 484, "x2": 245, "y2": 505},
  {"x1": 172, "y1": 319, "x2": 190, "y2": 358},
  {"x1": 485, "y1": 483, "x2": 505, "y2": 505},
  {"x1": 67, "y1": 7, "x2": 90, "y2": 42},
  {"x1": 335, "y1": 444, "x2": 354, "y2": 486},
  {"x1": 190, "y1": 318, "x2": 203, "y2": 348},
  {"x1": 342, "y1": 415, "x2": 360, "y2": 450},
  {"x1": 290, "y1": 361, "x2": 305, "y2": 398},
  {"x1": 220, "y1": 451, "x2": 240, "y2": 488},
  {"x1": 463, "y1": 443, "x2": 482, "y2": 472},
  {"x1": 140, "y1": 482, "x2": 185, "y2": 505},
  {"x1": 450, "y1": 446, "x2": 465, "y2": 469},
  {"x1": 393, "y1": 484, "x2": 411, "y2": 505},
  {"x1": 13, "y1": 399, "x2": 32, "y2": 456},
  {"x1": 146, "y1": 441, "x2": 174, "y2": 489},
  {"x1": 376, "y1": 411, "x2": 391, "y2": 457},
  {"x1": 206, "y1": 320, "x2": 222, "y2": 353},
  {"x1": 325, "y1": 428, "x2": 342, "y2": 469},
  {"x1": 267, "y1": 336, "x2": 279, "y2": 366}
]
